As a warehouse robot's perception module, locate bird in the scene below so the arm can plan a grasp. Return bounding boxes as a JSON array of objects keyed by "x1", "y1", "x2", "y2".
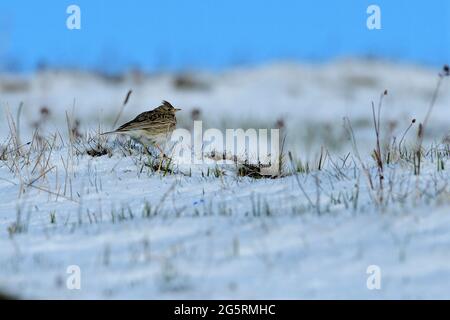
[{"x1": 102, "y1": 100, "x2": 181, "y2": 155}]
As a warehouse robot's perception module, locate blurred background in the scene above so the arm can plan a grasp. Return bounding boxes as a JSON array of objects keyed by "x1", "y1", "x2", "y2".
[
  {"x1": 0, "y1": 0, "x2": 449, "y2": 156},
  {"x1": 0, "y1": 0, "x2": 449, "y2": 72}
]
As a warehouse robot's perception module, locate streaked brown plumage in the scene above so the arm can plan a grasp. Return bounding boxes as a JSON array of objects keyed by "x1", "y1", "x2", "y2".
[{"x1": 103, "y1": 100, "x2": 181, "y2": 151}]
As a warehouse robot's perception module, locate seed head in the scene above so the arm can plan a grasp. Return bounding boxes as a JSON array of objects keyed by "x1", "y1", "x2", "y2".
[{"x1": 443, "y1": 65, "x2": 450, "y2": 77}]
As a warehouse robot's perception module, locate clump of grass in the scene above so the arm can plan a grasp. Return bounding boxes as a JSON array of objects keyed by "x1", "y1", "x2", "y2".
[
  {"x1": 237, "y1": 162, "x2": 267, "y2": 179},
  {"x1": 75, "y1": 124, "x2": 113, "y2": 157},
  {"x1": 142, "y1": 201, "x2": 153, "y2": 218},
  {"x1": 291, "y1": 157, "x2": 311, "y2": 174},
  {"x1": 288, "y1": 146, "x2": 327, "y2": 175},
  {"x1": 203, "y1": 166, "x2": 225, "y2": 178},
  {"x1": 49, "y1": 211, "x2": 57, "y2": 224},
  {"x1": 141, "y1": 154, "x2": 175, "y2": 175},
  {"x1": 7, "y1": 206, "x2": 31, "y2": 237},
  {"x1": 86, "y1": 146, "x2": 109, "y2": 157},
  {"x1": 205, "y1": 148, "x2": 284, "y2": 179}
]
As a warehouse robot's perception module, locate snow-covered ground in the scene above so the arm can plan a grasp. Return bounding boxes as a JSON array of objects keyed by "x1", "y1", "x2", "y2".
[{"x1": 1, "y1": 59, "x2": 450, "y2": 299}]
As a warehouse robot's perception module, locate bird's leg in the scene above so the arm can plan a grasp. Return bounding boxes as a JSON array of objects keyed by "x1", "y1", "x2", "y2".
[
  {"x1": 154, "y1": 143, "x2": 173, "y2": 172},
  {"x1": 154, "y1": 143, "x2": 164, "y2": 172}
]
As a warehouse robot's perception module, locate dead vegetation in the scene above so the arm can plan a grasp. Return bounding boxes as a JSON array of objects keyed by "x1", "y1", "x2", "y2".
[{"x1": 0, "y1": 65, "x2": 449, "y2": 238}]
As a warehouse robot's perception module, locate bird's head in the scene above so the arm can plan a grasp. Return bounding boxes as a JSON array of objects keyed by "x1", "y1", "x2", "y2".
[{"x1": 158, "y1": 100, "x2": 181, "y2": 113}]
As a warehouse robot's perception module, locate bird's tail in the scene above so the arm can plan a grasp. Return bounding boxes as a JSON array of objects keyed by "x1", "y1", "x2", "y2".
[{"x1": 100, "y1": 131, "x2": 117, "y2": 136}]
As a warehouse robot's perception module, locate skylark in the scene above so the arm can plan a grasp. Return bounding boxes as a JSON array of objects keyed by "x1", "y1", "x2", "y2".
[{"x1": 102, "y1": 100, "x2": 181, "y2": 154}]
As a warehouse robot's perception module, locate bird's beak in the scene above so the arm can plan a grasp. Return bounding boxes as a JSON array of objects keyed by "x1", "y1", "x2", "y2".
[{"x1": 175, "y1": 108, "x2": 182, "y2": 112}]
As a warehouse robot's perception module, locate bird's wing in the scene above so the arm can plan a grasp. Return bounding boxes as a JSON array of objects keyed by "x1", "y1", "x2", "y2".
[{"x1": 115, "y1": 111, "x2": 156, "y2": 132}]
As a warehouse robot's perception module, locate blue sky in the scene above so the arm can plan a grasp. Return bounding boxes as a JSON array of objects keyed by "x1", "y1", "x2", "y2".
[{"x1": 0, "y1": 0, "x2": 448, "y2": 72}]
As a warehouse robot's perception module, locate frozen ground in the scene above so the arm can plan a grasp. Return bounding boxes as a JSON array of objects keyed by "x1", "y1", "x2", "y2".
[{"x1": 1, "y1": 59, "x2": 450, "y2": 299}]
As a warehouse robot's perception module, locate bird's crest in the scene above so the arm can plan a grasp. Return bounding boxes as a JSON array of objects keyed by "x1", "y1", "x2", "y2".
[
  {"x1": 157, "y1": 100, "x2": 181, "y2": 112},
  {"x1": 161, "y1": 100, "x2": 174, "y2": 108}
]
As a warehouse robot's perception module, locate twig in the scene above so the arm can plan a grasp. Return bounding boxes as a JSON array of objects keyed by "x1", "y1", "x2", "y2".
[
  {"x1": 288, "y1": 151, "x2": 315, "y2": 208},
  {"x1": 112, "y1": 89, "x2": 133, "y2": 129},
  {"x1": 398, "y1": 119, "x2": 416, "y2": 151},
  {"x1": 415, "y1": 65, "x2": 449, "y2": 175}
]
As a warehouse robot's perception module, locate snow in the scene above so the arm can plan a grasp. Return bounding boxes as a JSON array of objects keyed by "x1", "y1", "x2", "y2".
[{"x1": 1, "y1": 59, "x2": 450, "y2": 299}]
